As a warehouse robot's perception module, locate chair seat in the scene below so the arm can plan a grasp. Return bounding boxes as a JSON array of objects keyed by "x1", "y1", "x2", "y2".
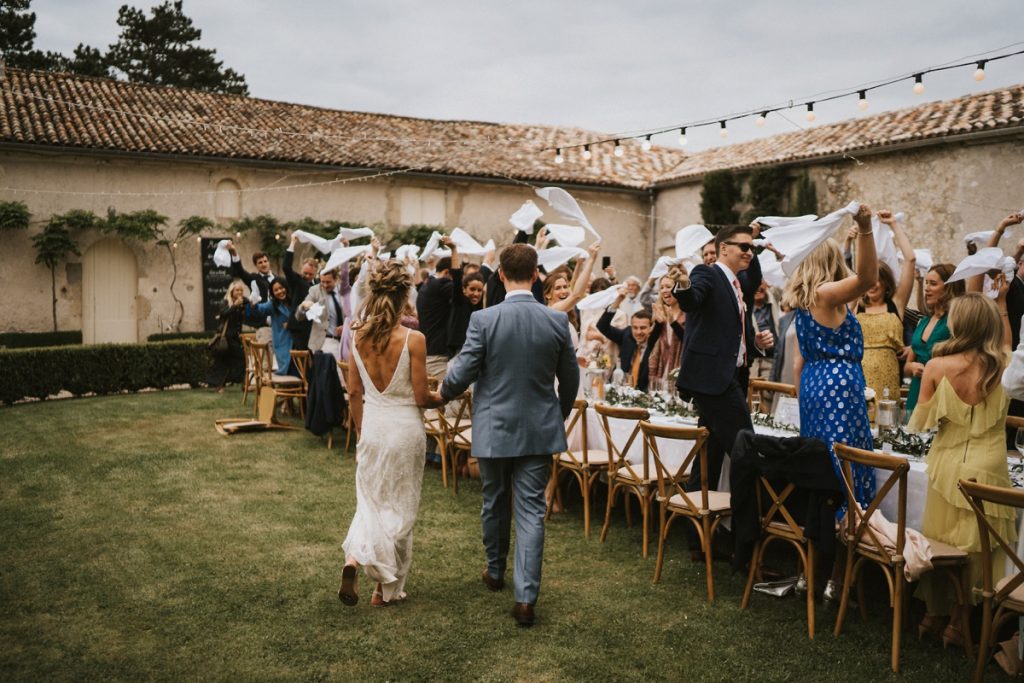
[
  {"x1": 271, "y1": 374, "x2": 302, "y2": 385},
  {"x1": 925, "y1": 537, "x2": 969, "y2": 561},
  {"x1": 558, "y1": 449, "x2": 612, "y2": 466},
  {"x1": 995, "y1": 574, "x2": 1024, "y2": 604},
  {"x1": 452, "y1": 430, "x2": 473, "y2": 447},
  {"x1": 665, "y1": 490, "x2": 731, "y2": 513},
  {"x1": 614, "y1": 466, "x2": 654, "y2": 483}
]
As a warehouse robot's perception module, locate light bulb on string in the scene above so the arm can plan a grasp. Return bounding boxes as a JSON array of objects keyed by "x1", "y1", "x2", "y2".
[
  {"x1": 582, "y1": 145, "x2": 592, "y2": 160},
  {"x1": 554, "y1": 148, "x2": 564, "y2": 164},
  {"x1": 974, "y1": 60, "x2": 987, "y2": 82},
  {"x1": 274, "y1": 233, "x2": 281, "y2": 240},
  {"x1": 805, "y1": 102, "x2": 816, "y2": 122},
  {"x1": 678, "y1": 127, "x2": 688, "y2": 146},
  {"x1": 641, "y1": 135, "x2": 652, "y2": 152},
  {"x1": 235, "y1": 231, "x2": 241, "y2": 238},
  {"x1": 857, "y1": 90, "x2": 869, "y2": 111},
  {"x1": 913, "y1": 73, "x2": 925, "y2": 95},
  {"x1": 755, "y1": 111, "x2": 767, "y2": 127},
  {"x1": 172, "y1": 242, "x2": 178, "y2": 249},
  {"x1": 613, "y1": 140, "x2": 624, "y2": 157},
  {"x1": 719, "y1": 121, "x2": 728, "y2": 139}
]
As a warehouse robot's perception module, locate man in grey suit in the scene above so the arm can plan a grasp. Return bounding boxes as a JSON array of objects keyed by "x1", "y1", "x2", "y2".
[{"x1": 437, "y1": 243, "x2": 579, "y2": 627}]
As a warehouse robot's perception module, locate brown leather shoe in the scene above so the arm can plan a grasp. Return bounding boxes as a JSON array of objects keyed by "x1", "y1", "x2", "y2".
[
  {"x1": 512, "y1": 602, "x2": 535, "y2": 627},
  {"x1": 482, "y1": 569, "x2": 504, "y2": 592}
]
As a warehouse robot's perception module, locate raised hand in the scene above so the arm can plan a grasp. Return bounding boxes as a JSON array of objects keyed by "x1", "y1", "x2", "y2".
[{"x1": 854, "y1": 204, "x2": 873, "y2": 232}]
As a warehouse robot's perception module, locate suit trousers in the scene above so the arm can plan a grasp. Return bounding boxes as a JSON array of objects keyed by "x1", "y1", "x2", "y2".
[{"x1": 477, "y1": 453, "x2": 549, "y2": 605}]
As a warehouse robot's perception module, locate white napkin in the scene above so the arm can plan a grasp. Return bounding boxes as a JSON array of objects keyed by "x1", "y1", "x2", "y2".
[
  {"x1": 321, "y1": 244, "x2": 372, "y2": 275},
  {"x1": 378, "y1": 251, "x2": 391, "y2": 261},
  {"x1": 395, "y1": 244, "x2": 421, "y2": 261},
  {"x1": 963, "y1": 230, "x2": 995, "y2": 249},
  {"x1": 675, "y1": 224, "x2": 714, "y2": 259},
  {"x1": 213, "y1": 239, "x2": 232, "y2": 268},
  {"x1": 544, "y1": 224, "x2": 587, "y2": 248},
  {"x1": 509, "y1": 200, "x2": 543, "y2": 234},
  {"x1": 535, "y1": 246, "x2": 588, "y2": 272},
  {"x1": 913, "y1": 249, "x2": 933, "y2": 276},
  {"x1": 449, "y1": 227, "x2": 493, "y2": 256},
  {"x1": 945, "y1": 247, "x2": 1013, "y2": 284},
  {"x1": 648, "y1": 255, "x2": 685, "y2": 282},
  {"x1": 761, "y1": 202, "x2": 861, "y2": 276},
  {"x1": 872, "y1": 216, "x2": 901, "y2": 275},
  {"x1": 759, "y1": 251, "x2": 787, "y2": 289},
  {"x1": 294, "y1": 227, "x2": 374, "y2": 255},
  {"x1": 535, "y1": 187, "x2": 601, "y2": 240},
  {"x1": 249, "y1": 280, "x2": 261, "y2": 305},
  {"x1": 305, "y1": 301, "x2": 325, "y2": 322},
  {"x1": 420, "y1": 231, "x2": 443, "y2": 261},
  {"x1": 754, "y1": 214, "x2": 818, "y2": 228},
  {"x1": 577, "y1": 284, "x2": 624, "y2": 310},
  {"x1": 337, "y1": 226, "x2": 375, "y2": 241}
]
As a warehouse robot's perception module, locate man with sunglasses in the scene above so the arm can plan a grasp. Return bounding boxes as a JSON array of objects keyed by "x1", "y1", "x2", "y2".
[{"x1": 673, "y1": 223, "x2": 772, "y2": 561}]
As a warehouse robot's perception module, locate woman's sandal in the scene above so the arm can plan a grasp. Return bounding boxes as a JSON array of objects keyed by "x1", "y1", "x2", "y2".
[
  {"x1": 338, "y1": 565, "x2": 359, "y2": 606},
  {"x1": 941, "y1": 623, "x2": 965, "y2": 650},
  {"x1": 370, "y1": 585, "x2": 408, "y2": 607},
  {"x1": 917, "y1": 614, "x2": 946, "y2": 641}
]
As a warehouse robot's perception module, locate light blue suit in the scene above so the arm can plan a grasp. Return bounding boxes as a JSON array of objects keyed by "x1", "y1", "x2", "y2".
[{"x1": 441, "y1": 291, "x2": 579, "y2": 604}]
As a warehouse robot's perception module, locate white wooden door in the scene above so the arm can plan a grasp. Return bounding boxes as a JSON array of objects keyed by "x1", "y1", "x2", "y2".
[{"x1": 82, "y1": 239, "x2": 138, "y2": 344}]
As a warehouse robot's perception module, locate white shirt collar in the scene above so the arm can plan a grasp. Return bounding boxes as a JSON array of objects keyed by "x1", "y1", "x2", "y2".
[
  {"x1": 505, "y1": 289, "x2": 534, "y2": 299},
  {"x1": 715, "y1": 260, "x2": 738, "y2": 284}
]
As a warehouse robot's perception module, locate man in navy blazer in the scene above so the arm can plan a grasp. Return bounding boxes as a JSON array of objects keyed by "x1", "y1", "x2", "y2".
[{"x1": 673, "y1": 224, "x2": 773, "y2": 554}]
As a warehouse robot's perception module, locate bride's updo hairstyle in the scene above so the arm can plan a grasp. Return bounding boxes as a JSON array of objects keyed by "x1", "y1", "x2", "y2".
[{"x1": 352, "y1": 260, "x2": 412, "y2": 352}]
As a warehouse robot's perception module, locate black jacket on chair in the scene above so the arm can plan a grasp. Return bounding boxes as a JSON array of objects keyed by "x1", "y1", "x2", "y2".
[{"x1": 305, "y1": 351, "x2": 345, "y2": 437}]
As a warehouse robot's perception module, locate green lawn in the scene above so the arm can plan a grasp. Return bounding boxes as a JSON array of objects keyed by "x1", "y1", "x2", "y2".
[{"x1": 0, "y1": 388, "x2": 1001, "y2": 681}]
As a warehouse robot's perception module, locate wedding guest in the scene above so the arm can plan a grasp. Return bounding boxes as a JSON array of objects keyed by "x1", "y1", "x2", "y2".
[
  {"x1": 749, "y1": 282, "x2": 779, "y2": 380},
  {"x1": 447, "y1": 248, "x2": 486, "y2": 358},
  {"x1": 226, "y1": 241, "x2": 275, "y2": 343},
  {"x1": 855, "y1": 210, "x2": 916, "y2": 401},
  {"x1": 207, "y1": 280, "x2": 247, "y2": 391},
  {"x1": 416, "y1": 252, "x2": 455, "y2": 379},
  {"x1": 578, "y1": 277, "x2": 616, "y2": 365},
  {"x1": 597, "y1": 304, "x2": 660, "y2": 392},
  {"x1": 246, "y1": 277, "x2": 297, "y2": 376},
  {"x1": 296, "y1": 269, "x2": 346, "y2": 358},
  {"x1": 617, "y1": 275, "x2": 644, "y2": 321},
  {"x1": 904, "y1": 263, "x2": 965, "y2": 417},
  {"x1": 485, "y1": 230, "x2": 544, "y2": 307},
  {"x1": 909, "y1": 291, "x2": 1016, "y2": 647},
  {"x1": 769, "y1": 306, "x2": 798, "y2": 385},
  {"x1": 784, "y1": 204, "x2": 877, "y2": 507},
  {"x1": 544, "y1": 242, "x2": 601, "y2": 351},
  {"x1": 283, "y1": 233, "x2": 320, "y2": 351},
  {"x1": 701, "y1": 239, "x2": 717, "y2": 266},
  {"x1": 648, "y1": 268, "x2": 687, "y2": 389}
]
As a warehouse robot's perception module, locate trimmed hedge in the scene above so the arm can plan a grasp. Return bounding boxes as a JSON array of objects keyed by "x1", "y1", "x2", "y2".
[
  {"x1": 0, "y1": 331, "x2": 83, "y2": 349},
  {"x1": 0, "y1": 340, "x2": 209, "y2": 405},
  {"x1": 147, "y1": 331, "x2": 215, "y2": 342}
]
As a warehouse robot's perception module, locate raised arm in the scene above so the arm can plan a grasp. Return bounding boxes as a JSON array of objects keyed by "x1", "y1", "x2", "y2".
[
  {"x1": 816, "y1": 205, "x2": 877, "y2": 307},
  {"x1": 881, "y1": 210, "x2": 916, "y2": 317},
  {"x1": 987, "y1": 212, "x2": 1024, "y2": 248},
  {"x1": 552, "y1": 241, "x2": 601, "y2": 312},
  {"x1": 595, "y1": 295, "x2": 627, "y2": 346}
]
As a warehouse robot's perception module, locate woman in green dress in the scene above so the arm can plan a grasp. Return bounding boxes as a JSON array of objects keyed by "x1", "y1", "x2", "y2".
[{"x1": 904, "y1": 263, "x2": 965, "y2": 418}]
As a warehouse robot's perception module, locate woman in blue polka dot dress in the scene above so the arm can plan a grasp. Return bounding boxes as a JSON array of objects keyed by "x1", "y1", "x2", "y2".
[{"x1": 782, "y1": 204, "x2": 879, "y2": 508}]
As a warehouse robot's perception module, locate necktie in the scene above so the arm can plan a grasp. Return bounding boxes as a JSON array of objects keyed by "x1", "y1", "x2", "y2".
[
  {"x1": 330, "y1": 291, "x2": 343, "y2": 330},
  {"x1": 630, "y1": 343, "x2": 645, "y2": 387},
  {"x1": 732, "y1": 279, "x2": 746, "y2": 366}
]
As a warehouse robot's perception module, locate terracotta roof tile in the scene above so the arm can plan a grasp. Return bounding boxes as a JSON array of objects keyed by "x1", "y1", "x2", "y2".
[
  {"x1": 656, "y1": 83, "x2": 1024, "y2": 184},
  {"x1": 0, "y1": 68, "x2": 683, "y2": 190}
]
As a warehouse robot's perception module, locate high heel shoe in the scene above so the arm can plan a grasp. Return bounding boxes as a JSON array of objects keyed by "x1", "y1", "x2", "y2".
[
  {"x1": 942, "y1": 623, "x2": 965, "y2": 650},
  {"x1": 338, "y1": 564, "x2": 359, "y2": 606},
  {"x1": 917, "y1": 615, "x2": 946, "y2": 641},
  {"x1": 823, "y1": 579, "x2": 839, "y2": 603}
]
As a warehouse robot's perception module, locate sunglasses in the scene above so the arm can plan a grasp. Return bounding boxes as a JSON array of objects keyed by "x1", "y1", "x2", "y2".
[{"x1": 723, "y1": 241, "x2": 754, "y2": 253}]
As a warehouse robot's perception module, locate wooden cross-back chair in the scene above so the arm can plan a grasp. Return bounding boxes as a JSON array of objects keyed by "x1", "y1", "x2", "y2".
[
  {"x1": 832, "y1": 443, "x2": 971, "y2": 673},
  {"x1": 444, "y1": 392, "x2": 474, "y2": 494},
  {"x1": 958, "y1": 478, "x2": 1024, "y2": 683},
  {"x1": 334, "y1": 360, "x2": 357, "y2": 452},
  {"x1": 641, "y1": 421, "x2": 728, "y2": 601},
  {"x1": 747, "y1": 379, "x2": 797, "y2": 415},
  {"x1": 239, "y1": 333, "x2": 257, "y2": 405},
  {"x1": 546, "y1": 400, "x2": 612, "y2": 538},
  {"x1": 421, "y1": 375, "x2": 452, "y2": 488},
  {"x1": 595, "y1": 404, "x2": 654, "y2": 556},
  {"x1": 280, "y1": 350, "x2": 312, "y2": 419},
  {"x1": 249, "y1": 341, "x2": 303, "y2": 419},
  {"x1": 740, "y1": 468, "x2": 819, "y2": 637}
]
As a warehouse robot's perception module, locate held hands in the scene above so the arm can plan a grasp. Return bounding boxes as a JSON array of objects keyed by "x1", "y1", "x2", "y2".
[
  {"x1": 754, "y1": 330, "x2": 774, "y2": 351},
  {"x1": 427, "y1": 390, "x2": 446, "y2": 408}
]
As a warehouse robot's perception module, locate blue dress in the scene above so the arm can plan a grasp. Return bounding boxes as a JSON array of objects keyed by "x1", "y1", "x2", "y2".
[
  {"x1": 795, "y1": 308, "x2": 876, "y2": 507},
  {"x1": 248, "y1": 300, "x2": 297, "y2": 376}
]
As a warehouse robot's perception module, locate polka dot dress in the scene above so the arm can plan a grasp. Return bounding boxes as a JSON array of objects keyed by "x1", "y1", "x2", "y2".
[{"x1": 795, "y1": 308, "x2": 876, "y2": 507}]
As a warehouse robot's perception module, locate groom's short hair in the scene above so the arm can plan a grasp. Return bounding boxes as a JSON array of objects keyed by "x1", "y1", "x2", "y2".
[
  {"x1": 500, "y1": 244, "x2": 537, "y2": 282},
  {"x1": 714, "y1": 224, "x2": 753, "y2": 251}
]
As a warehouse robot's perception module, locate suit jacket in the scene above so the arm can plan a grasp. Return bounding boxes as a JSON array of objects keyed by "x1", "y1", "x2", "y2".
[
  {"x1": 673, "y1": 256, "x2": 762, "y2": 396},
  {"x1": 595, "y1": 309, "x2": 668, "y2": 392},
  {"x1": 296, "y1": 284, "x2": 345, "y2": 352},
  {"x1": 441, "y1": 294, "x2": 579, "y2": 458}
]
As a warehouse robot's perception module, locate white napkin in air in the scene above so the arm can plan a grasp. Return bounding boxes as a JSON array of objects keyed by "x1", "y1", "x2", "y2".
[
  {"x1": 577, "y1": 284, "x2": 624, "y2": 310},
  {"x1": 535, "y1": 246, "x2": 588, "y2": 272},
  {"x1": 945, "y1": 247, "x2": 1014, "y2": 284},
  {"x1": 509, "y1": 200, "x2": 543, "y2": 234},
  {"x1": 544, "y1": 223, "x2": 587, "y2": 248},
  {"x1": 760, "y1": 202, "x2": 861, "y2": 276},
  {"x1": 675, "y1": 224, "x2": 714, "y2": 259},
  {"x1": 535, "y1": 187, "x2": 601, "y2": 240},
  {"x1": 321, "y1": 245, "x2": 372, "y2": 275},
  {"x1": 213, "y1": 239, "x2": 232, "y2": 268}
]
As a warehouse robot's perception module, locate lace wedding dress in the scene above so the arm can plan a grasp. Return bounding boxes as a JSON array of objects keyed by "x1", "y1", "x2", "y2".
[{"x1": 342, "y1": 330, "x2": 426, "y2": 601}]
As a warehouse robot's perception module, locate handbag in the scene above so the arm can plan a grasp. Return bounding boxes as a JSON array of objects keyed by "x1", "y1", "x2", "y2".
[{"x1": 207, "y1": 319, "x2": 230, "y2": 354}]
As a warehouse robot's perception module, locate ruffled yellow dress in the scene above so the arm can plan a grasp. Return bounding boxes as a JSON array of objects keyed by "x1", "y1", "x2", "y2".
[
  {"x1": 908, "y1": 377, "x2": 1018, "y2": 614},
  {"x1": 856, "y1": 310, "x2": 903, "y2": 400}
]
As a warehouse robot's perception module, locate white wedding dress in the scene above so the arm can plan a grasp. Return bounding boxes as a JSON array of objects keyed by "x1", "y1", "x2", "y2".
[{"x1": 342, "y1": 330, "x2": 426, "y2": 601}]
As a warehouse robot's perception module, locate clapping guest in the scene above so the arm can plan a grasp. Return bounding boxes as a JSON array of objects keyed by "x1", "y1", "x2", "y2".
[
  {"x1": 909, "y1": 291, "x2": 1016, "y2": 647},
  {"x1": 246, "y1": 277, "x2": 297, "y2": 376},
  {"x1": 207, "y1": 280, "x2": 247, "y2": 392},
  {"x1": 648, "y1": 267, "x2": 687, "y2": 388}
]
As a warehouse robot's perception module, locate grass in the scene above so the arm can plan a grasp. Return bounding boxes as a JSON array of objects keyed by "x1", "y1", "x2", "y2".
[{"x1": 0, "y1": 388, "x2": 1003, "y2": 681}]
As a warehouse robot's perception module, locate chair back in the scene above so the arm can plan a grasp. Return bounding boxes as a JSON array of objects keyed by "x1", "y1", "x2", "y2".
[
  {"x1": 249, "y1": 341, "x2": 274, "y2": 384},
  {"x1": 958, "y1": 478, "x2": 1024, "y2": 605},
  {"x1": 640, "y1": 421, "x2": 710, "y2": 512},
  {"x1": 560, "y1": 399, "x2": 591, "y2": 466},
  {"x1": 290, "y1": 350, "x2": 312, "y2": 388},
  {"x1": 445, "y1": 392, "x2": 474, "y2": 443},
  {"x1": 834, "y1": 443, "x2": 908, "y2": 563},
  {"x1": 594, "y1": 403, "x2": 650, "y2": 480},
  {"x1": 747, "y1": 379, "x2": 798, "y2": 414}
]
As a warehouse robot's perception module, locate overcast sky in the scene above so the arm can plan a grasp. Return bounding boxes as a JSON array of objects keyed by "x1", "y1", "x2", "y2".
[{"x1": 29, "y1": 0, "x2": 1024, "y2": 152}]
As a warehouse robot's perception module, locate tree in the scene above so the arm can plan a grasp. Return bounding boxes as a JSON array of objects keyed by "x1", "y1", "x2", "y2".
[
  {"x1": 742, "y1": 167, "x2": 788, "y2": 223},
  {"x1": 793, "y1": 172, "x2": 819, "y2": 216},
  {"x1": 105, "y1": 1, "x2": 248, "y2": 95},
  {"x1": 158, "y1": 215, "x2": 212, "y2": 331},
  {"x1": 0, "y1": 200, "x2": 31, "y2": 231},
  {"x1": 33, "y1": 210, "x2": 95, "y2": 332},
  {"x1": 700, "y1": 170, "x2": 741, "y2": 226},
  {"x1": 0, "y1": 0, "x2": 63, "y2": 70}
]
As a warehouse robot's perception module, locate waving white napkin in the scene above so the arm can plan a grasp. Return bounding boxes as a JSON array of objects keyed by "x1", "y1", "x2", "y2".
[
  {"x1": 945, "y1": 247, "x2": 1014, "y2": 284},
  {"x1": 963, "y1": 231, "x2": 995, "y2": 249},
  {"x1": 321, "y1": 244, "x2": 372, "y2": 275},
  {"x1": 293, "y1": 227, "x2": 374, "y2": 255},
  {"x1": 535, "y1": 187, "x2": 601, "y2": 240},
  {"x1": 249, "y1": 280, "x2": 261, "y2": 305},
  {"x1": 577, "y1": 284, "x2": 624, "y2": 310},
  {"x1": 759, "y1": 251, "x2": 788, "y2": 289},
  {"x1": 305, "y1": 301, "x2": 325, "y2": 323},
  {"x1": 509, "y1": 200, "x2": 544, "y2": 234},
  {"x1": 649, "y1": 255, "x2": 685, "y2": 282},
  {"x1": 447, "y1": 227, "x2": 495, "y2": 256},
  {"x1": 872, "y1": 216, "x2": 900, "y2": 275},
  {"x1": 535, "y1": 246, "x2": 588, "y2": 272},
  {"x1": 394, "y1": 244, "x2": 421, "y2": 261},
  {"x1": 544, "y1": 223, "x2": 587, "y2": 248},
  {"x1": 913, "y1": 249, "x2": 934, "y2": 276},
  {"x1": 420, "y1": 231, "x2": 445, "y2": 261},
  {"x1": 675, "y1": 224, "x2": 714, "y2": 259},
  {"x1": 761, "y1": 202, "x2": 860, "y2": 276},
  {"x1": 213, "y1": 239, "x2": 232, "y2": 268},
  {"x1": 754, "y1": 214, "x2": 818, "y2": 228}
]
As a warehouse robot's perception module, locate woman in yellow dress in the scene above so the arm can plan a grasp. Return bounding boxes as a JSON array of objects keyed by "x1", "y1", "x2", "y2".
[
  {"x1": 855, "y1": 210, "x2": 916, "y2": 401},
  {"x1": 908, "y1": 290, "x2": 1016, "y2": 646}
]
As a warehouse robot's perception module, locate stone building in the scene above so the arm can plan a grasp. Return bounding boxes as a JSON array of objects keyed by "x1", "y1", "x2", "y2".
[{"x1": 0, "y1": 67, "x2": 1021, "y2": 343}]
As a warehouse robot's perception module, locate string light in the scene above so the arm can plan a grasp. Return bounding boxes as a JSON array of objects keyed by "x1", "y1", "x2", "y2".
[
  {"x1": 613, "y1": 140, "x2": 623, "y2": 157},
  {"x1": 718, "y1": 121, "x2": 728, "y2": 139},
  {"x1": 805, "y1": 102, "x2": 816, "y2": 122},
  {"x1": 172, "y1": 242, "x2": 178, "y2": 249},
  {"x1": 641, "y1": 134, "x2": 652, "y2": 151},
  {"x1": 235, "y1": 231, "x2": 241, "y2": 237},
  {"x1": 678, "y1": 127, "x2": 688, "y2": 146},
  {"x1": 582, "y1": 144, "x2": 592, "y2": 160},
  {"x1": 857, "y1": 90, "x2": 869, "y2": 111},
  {"x1": 195, "y1": 236, "x2": 201, "y2": 243},
  {"x1": 755, "y1": 111, "x2": 767, "y2": 127},
  {"x1": 913, "y1": 73, "x2": 925, "y2": 95},
  {"x1": 554, "y1": 148, "x2": 564, "y2": 164},
  {"x1": 974, "y1": 60, "x2": 987, "y2": 81}
]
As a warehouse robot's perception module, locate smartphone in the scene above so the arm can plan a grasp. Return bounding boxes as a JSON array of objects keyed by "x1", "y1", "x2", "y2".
[{"x1": 602, "y1": 256, "x2": 612, "y2": 270}]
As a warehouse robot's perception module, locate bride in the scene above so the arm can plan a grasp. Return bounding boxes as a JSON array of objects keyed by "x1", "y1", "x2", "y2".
[{"x1": 337, "y1": 260, "x2": 443, "y2": 606}]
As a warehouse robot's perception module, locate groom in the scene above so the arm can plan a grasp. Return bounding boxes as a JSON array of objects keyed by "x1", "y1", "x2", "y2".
[{"x1": 436, "y1": 243, "x2": 579, "y2": 627}]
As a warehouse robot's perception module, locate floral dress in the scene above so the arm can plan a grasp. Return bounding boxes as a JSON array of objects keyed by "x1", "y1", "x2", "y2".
[{"x1": 795, "y1": 308, "x2": 876, "y2": 507}]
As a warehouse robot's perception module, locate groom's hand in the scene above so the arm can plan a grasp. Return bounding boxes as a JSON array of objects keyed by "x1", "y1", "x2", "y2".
[{"x1": 428, "y1": 390, "x2": 446, "y2": 407}]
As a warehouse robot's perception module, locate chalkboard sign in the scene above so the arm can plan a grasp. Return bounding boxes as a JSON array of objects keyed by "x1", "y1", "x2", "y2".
[{"x1": 201, "y1": 238, "x2": 234, "y2": 331}]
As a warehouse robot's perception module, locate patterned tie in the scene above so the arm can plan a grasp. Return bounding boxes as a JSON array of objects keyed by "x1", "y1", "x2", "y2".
[{"x1": 732, "y1": 279, "x2": 746, "y2": 366}]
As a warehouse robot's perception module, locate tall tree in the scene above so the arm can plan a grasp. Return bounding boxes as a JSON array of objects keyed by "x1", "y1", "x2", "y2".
[
  {"x1": 105, "y1": 1, "x2": 248, "y2": 95},
  {"x1": 32, "y1": 210, "x2": 95, "y2": 332},
  {"x1": 0, "y1": 0, "x2": 60, "y2": 70},
  {"x1": 700, "y1": 170, "x2": 741, "y2": 226}
]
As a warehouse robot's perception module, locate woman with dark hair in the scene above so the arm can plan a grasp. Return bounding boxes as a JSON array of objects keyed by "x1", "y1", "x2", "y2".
[
  {"x1": 904, "y1": 262, "x2": 966, "y2": 417},
  {"x1": 447, "y1": 241, "x2": 486, "y2": 358},
  {"x1": 246, "y1": 276, "x2": 298, "y2": 376},
  {"x1": 856, "y1": 211, "x2": 916, "y2": 401},
  {"x1": 338, "y1": 261, "x2": 444, "y2": 607}
]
